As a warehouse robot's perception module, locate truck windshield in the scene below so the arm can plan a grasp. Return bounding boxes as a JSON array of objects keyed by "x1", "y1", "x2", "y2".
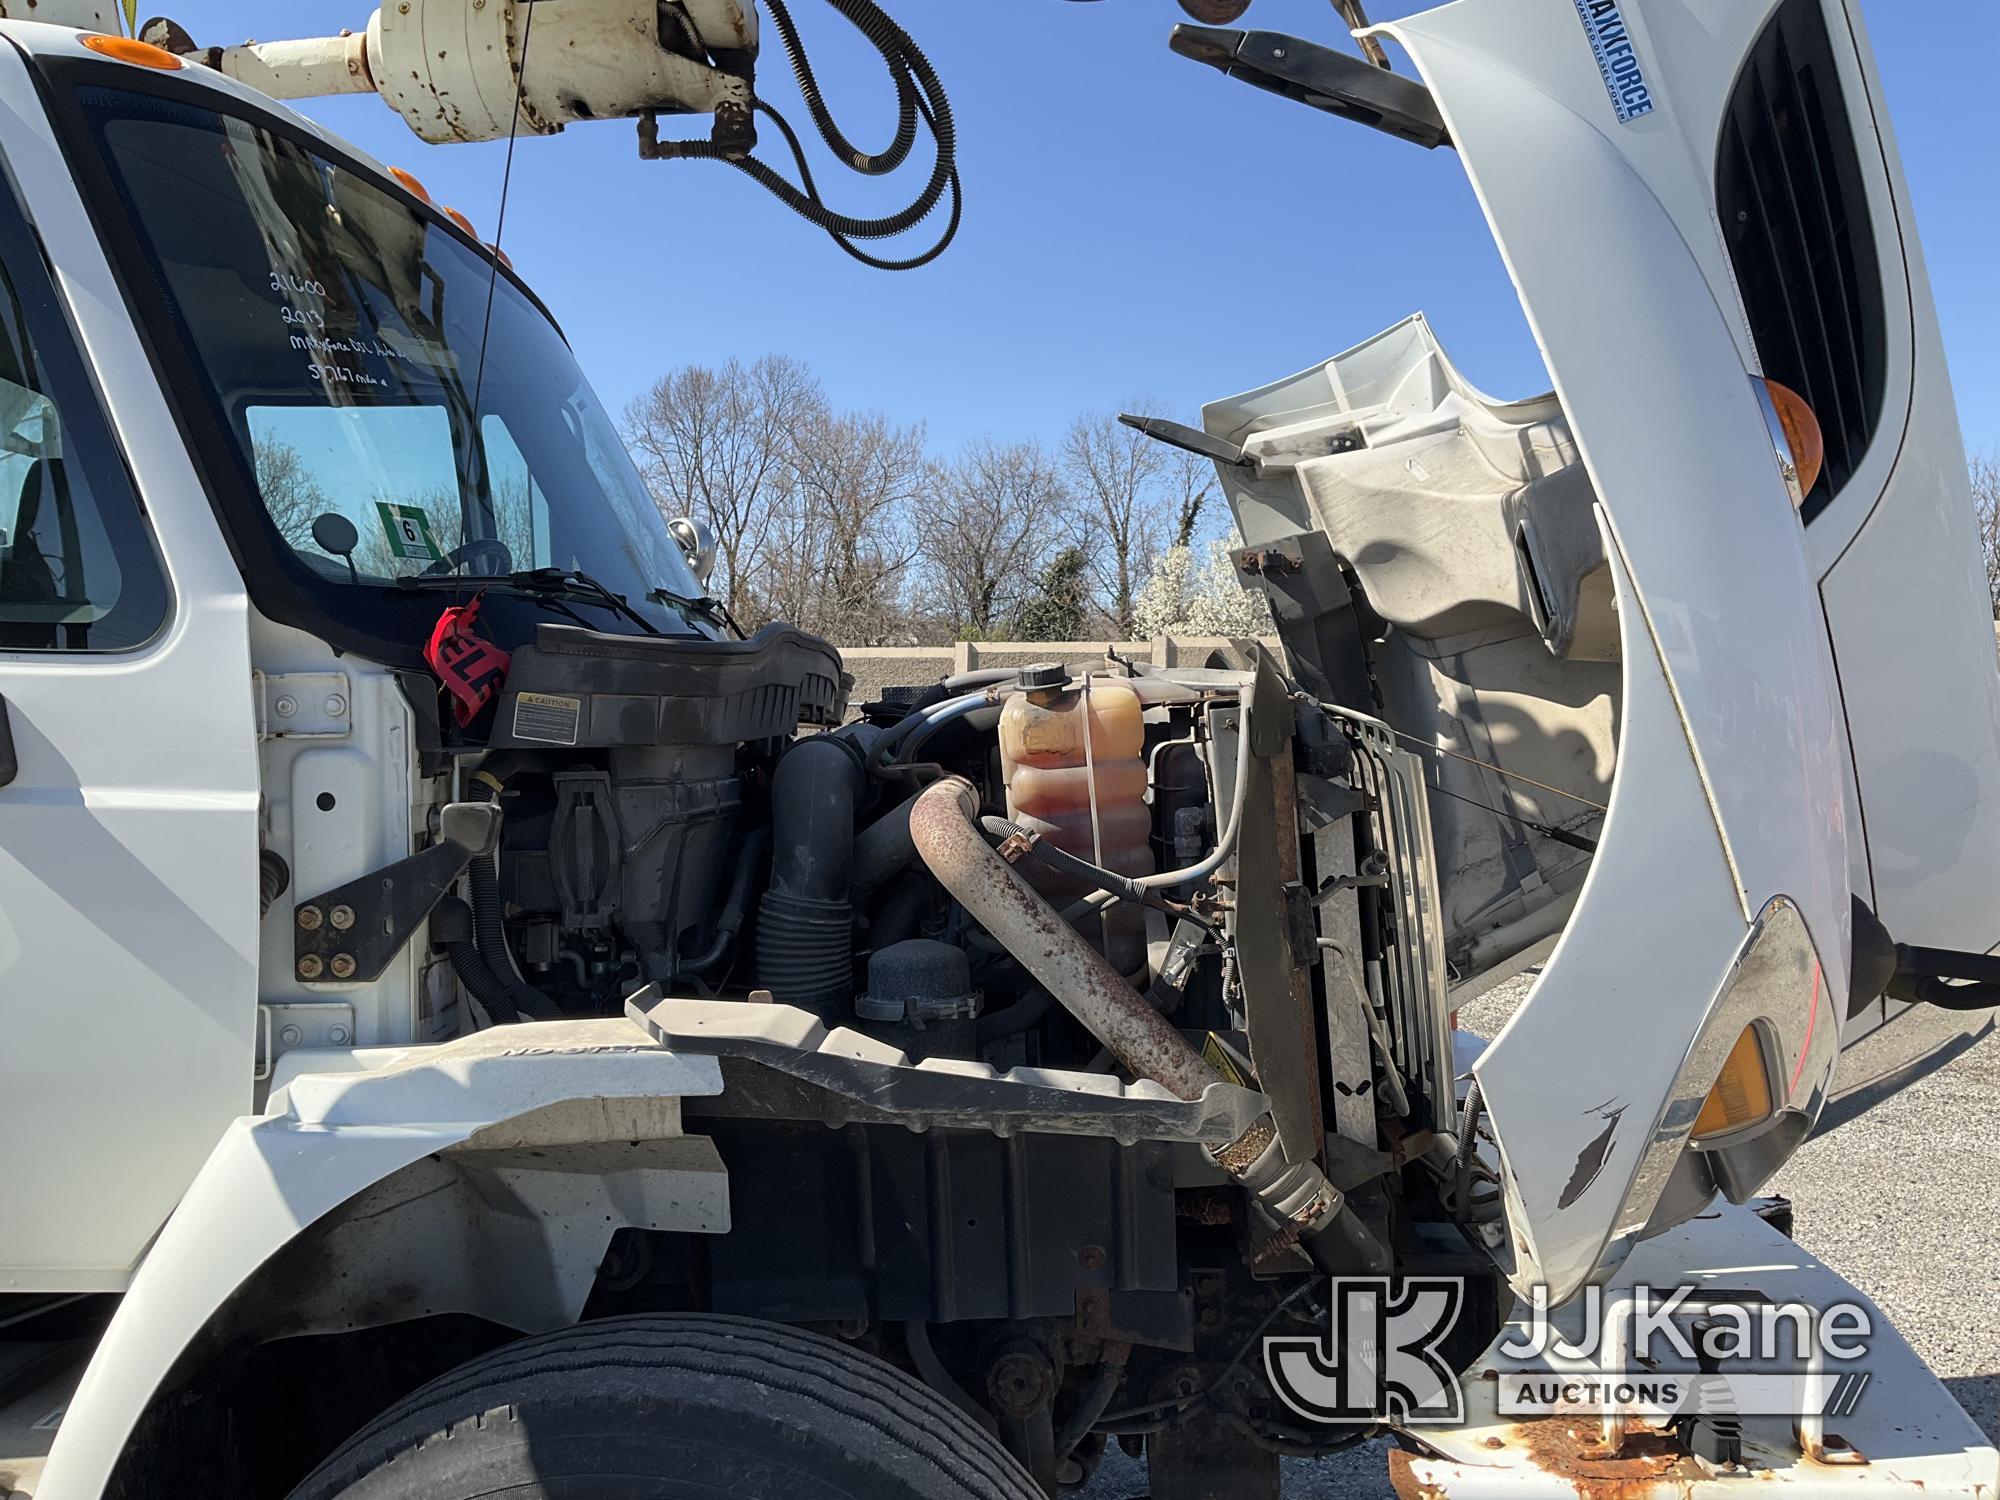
[{"x1": 66, "y1": 83, "x2": 708, "y2": 653}]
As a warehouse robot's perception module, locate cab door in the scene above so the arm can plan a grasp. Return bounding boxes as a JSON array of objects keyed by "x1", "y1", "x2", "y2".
[{"x1": 0, "y1": 37, "x2": 260, "y2": 1290}]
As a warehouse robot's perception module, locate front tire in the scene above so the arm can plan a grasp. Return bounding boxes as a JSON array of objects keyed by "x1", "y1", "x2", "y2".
[{"x1": 289, "y1": 1314, "x2": 1041, "y2": 1500}]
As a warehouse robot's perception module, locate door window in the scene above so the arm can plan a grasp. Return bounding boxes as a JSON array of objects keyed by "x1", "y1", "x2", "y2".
[{"x1": 0, "y1": 164, "x2": 168, "y2": 649}]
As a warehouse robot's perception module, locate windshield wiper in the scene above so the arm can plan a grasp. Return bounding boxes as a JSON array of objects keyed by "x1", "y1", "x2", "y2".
[
  {"x1": 396, "y1": 567, "x2": 664, "y2": 637},
  {"x1": 649, "y1": 586, "x2": 743, "y2": 639}
]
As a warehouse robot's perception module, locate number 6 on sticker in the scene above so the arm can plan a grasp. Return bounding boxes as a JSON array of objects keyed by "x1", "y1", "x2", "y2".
[{"x1": 375, "y1": 501, "x2": 443, "y2": 564}]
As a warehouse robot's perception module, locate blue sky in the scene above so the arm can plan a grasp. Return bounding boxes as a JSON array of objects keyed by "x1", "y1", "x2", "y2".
[{"x1": 183, "y1": 0, "x2": 1997, "y2": 458}]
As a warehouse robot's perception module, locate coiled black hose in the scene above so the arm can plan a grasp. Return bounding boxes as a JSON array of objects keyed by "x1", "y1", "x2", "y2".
[
  {"x1": 765, "y1": 0, "x2": 917, "y2": 176},
  {"x1": 645, "y1": 0, "x2": 961, "y2": 270}
]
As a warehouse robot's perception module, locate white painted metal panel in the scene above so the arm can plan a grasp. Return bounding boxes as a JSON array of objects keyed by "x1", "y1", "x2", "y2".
[
  {"x1": 0, "y1": 36, "x2": 261, "y2": 1290},
  {"x1": 1376, "y1": 0, "x2": 1853, "y2": 1298}
]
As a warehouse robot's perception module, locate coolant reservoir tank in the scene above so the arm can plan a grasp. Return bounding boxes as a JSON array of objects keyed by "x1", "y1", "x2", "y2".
[{"x1": 998, "y1": 666, "x2": 1154, "y2": 973}]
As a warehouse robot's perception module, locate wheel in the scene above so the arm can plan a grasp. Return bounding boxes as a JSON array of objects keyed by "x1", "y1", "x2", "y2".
[{"x1": 287, "y1": 1314, "x2": 1043, "y2": 1500}]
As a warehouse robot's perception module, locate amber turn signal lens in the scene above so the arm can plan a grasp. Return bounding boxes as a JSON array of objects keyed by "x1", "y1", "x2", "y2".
[
  {"x1": 1693, "y1": 1025, "x2": 1775, "y2": 1142},
  {"x1": 80, "y1": 34, "x2": 184, "y2": 69},
  {"x1": 387, "y1": 166, "x2": 433, "y2": 205},
  {"x1": 1764, "y1": 379, "x2": 1824, "y2": 505}
]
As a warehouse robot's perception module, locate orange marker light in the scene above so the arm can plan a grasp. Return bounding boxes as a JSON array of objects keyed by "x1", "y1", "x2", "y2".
[
  {"x1": 387, "y1": 167, "x2": 433, "y2": 205},
  {"x1": 489, "y1": 244, "x2": 513, "y2": 270},
  {"x1": 1764, "y1": 379, "x2": 1825, "y2": 505},
  {"x1": 80, "y1": 34, "x2": 184, "y2": 69},
  {"x1": 444, "y1": 207, "x2": 478, "y2": 238},
  {"x1": 1693, "y1": 1025, "x2": 1775, "y2": 1142}
]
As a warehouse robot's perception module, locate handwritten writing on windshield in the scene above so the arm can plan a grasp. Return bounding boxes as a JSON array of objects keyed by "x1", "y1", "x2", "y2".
[{"x1": 271, "y1": 269, "x2": 394, "y2": 390}]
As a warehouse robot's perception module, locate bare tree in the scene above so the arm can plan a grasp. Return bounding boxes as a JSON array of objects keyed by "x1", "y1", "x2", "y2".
[
  {"x1": 1973, "y1": 452, "x2": 2000, "y2": 618},
  {"x1": 1062, "y1": 406, "x2": 1176, "y2": 637},
  {"x1": 255, "y1": 439, "x2": 329, "y2": 549},
  {"x1": 623, "y1": 355, "x2": 824, "y2": 618},
  {"x1": 766, "y1": 409, "x2": 927, "y2": 643},
  {"x1": 921, "y1": 439, "x2": 1068, "y2": 638}
]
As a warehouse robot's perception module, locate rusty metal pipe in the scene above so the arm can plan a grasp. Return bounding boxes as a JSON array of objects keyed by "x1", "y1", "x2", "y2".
[
  {"x1": 910, "y1": 775, "x2": 1388, "y2": 1274},
  {"x1": 910, "y1": 777, "x2": 1221, "y2": 1101}
]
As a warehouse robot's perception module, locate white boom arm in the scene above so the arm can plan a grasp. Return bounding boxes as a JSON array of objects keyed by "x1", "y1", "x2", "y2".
[{"x1": 2, "y1": 0, "x2": 759, "y2": 148}]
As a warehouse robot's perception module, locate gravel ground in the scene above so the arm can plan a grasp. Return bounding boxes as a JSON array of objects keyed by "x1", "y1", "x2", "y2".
[{"x1": 1082, "y1": 975, "x2": 2000, "y2": 1498}]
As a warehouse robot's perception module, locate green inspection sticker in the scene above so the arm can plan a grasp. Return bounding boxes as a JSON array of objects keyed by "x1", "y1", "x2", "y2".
[{"x1": 376, "y1": 501, "x2": 443, "y2": 563}]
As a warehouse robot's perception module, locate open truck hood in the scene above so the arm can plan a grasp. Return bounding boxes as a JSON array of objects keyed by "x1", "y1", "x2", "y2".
[{"x1": 1206, "y1": 0, "x2": 1864, "y2": 1301}]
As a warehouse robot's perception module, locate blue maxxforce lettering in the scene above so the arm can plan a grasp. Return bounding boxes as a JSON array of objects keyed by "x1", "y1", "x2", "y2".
[{"x1": 1571, "y1": 0, "x2": 1656, "y2": 123}]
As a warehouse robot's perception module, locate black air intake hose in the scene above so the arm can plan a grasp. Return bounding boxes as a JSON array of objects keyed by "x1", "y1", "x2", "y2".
[
  {"x1": 756, "y1": 732, "x2": 867, "y2": 1016},
  {"x1": 463, "y1": 772, "x2": 561, "y2": 1022}
]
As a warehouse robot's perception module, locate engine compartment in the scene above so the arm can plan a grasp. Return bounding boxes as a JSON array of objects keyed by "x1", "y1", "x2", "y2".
[
  {"x1": 266, "y1": 619, "x2": 1511, "y2": 1488},
  {"x1": 439, "y1": 626, "x2": 1399, "y2": 1108}
]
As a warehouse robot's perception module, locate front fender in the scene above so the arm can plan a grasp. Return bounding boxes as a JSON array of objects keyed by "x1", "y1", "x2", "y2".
[
  {"x1": 37, "y1": 1020, "x2": 723, "y2": 1500},
  {"x1": 1374, "y1": 1, "x2": 1851, "y2": 1300}
]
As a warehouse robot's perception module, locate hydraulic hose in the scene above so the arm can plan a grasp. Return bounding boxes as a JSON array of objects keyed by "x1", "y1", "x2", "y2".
[
  {"x1": 765, "y1": 0, "x2": 918, "y2": 176},
  {"x1": 642, "y1": 0, "x2": 961, "y2": 270}
]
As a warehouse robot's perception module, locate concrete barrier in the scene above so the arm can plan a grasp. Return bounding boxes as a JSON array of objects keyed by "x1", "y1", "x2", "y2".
[{"x1": 838, "y1": 636, "x2": 1278, "y2": 711}]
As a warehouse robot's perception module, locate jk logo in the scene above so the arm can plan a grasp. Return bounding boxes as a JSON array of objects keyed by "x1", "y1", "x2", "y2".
[{"x1": 1264, "y1": 1278, "x2": 1466, "y2": 1425}]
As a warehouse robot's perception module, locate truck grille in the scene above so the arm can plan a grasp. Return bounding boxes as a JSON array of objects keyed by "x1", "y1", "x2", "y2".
[{"x1": 1716, "y1": 0, "x2": 1887, "y2": 521}]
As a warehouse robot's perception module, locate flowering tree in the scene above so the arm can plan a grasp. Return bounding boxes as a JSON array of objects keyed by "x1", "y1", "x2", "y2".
[{"x1": 1133, "y1": 537, "x2": 1273, "y2": 638}]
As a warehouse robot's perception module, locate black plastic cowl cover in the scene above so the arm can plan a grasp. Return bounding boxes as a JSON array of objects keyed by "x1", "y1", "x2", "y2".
[{"x1": 489, "y1": 622, "x2": 849, "y2": 749}]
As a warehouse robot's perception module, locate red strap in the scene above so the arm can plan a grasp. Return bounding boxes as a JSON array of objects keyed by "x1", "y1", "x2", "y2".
[{"x1": 424, "y1": 595, "x2": 511, "y2": 726}]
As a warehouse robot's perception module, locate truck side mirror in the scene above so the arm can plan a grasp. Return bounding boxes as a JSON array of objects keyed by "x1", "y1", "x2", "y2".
[
  {"x1": 667, "y1": 515, "x2": 717, "y2": 589},
  {"x1": 310, "y1": 511, "x2": 361, "y2": 583}
]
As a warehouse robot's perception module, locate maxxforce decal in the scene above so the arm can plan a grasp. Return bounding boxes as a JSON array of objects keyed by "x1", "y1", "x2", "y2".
[{"x1": 1572, "y1": 0, "x2": 1656, "y2": 123}]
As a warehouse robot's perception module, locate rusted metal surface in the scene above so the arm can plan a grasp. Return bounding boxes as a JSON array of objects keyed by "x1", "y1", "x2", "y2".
[
  {"x1": 908, "y1": 775, "x2": 1365, "y2": 1264},
  {"x1": 1388, "y1": 1448, "x2": 1446, "y2": 1500},
  {"x1": 1391, "y1": 1421, "x2": 1700, "y2": 1500},
  {"x1": 1515, "y1": 1419, "x2": 1700, "y2": 1497},
  {"x1": 910, "y1": 777, "x2": 1223, "y2": 1103},
  {"x1": 1228, "y1": 697, "x2": 1328, "y2": 1164},
  {"x1": 1211, "y1": 1114, "x2": 1277, "y2": 1174}
]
